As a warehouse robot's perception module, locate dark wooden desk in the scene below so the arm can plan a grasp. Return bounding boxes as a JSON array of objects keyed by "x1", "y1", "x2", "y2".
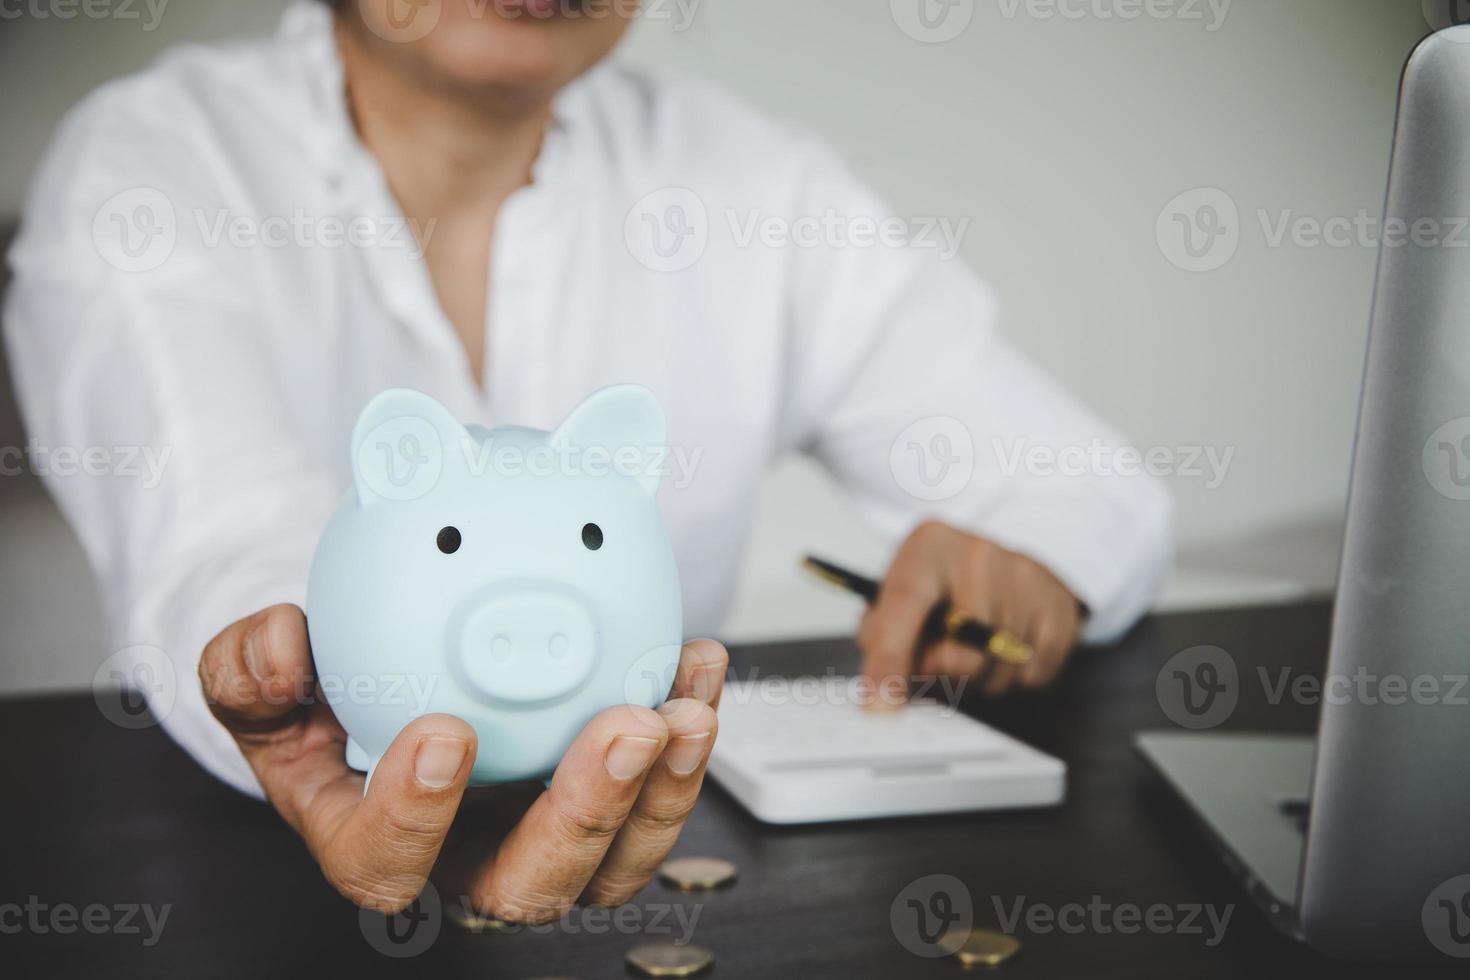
[{"x1": 0, "y1": 600, "x2": 1456, "y2": 977}]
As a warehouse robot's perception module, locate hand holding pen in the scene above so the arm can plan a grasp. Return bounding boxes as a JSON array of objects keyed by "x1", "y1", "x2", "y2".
[{"x1": 804, "y1": 523, "x2": 1085, "y2": 703}]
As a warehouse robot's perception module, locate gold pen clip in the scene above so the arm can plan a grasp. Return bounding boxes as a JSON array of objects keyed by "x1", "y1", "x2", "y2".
[{"x1": 986, "y1": 630, "x2": 1035, "y2": 667}]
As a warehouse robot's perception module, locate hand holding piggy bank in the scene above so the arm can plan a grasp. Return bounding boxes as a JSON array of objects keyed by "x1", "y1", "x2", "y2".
[{"x1": 307, "y1": 384, "x2": 684, "y2": 787}]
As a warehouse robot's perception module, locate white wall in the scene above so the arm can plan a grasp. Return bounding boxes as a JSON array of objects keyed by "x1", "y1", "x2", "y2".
[
  {"x1": 615, "y1": 0, "x2": 1431, "y2": 636},
  {"x1": 0, "y1": 1, "x2": 1437, "y2": 691}
]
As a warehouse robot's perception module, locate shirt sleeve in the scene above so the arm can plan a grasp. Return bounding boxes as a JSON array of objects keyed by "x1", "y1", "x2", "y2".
[
  {"x1": 781, "y1": 142, "x2": 1174, "y2": 643},
  {"x1": 2, "y1": 90, "x2": 339, "y2": 796}
]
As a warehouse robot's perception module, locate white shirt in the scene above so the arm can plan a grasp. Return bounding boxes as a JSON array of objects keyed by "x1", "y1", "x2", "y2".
[{"x1": 4, "y1": 2, "x2": 1172, "y2": 796}]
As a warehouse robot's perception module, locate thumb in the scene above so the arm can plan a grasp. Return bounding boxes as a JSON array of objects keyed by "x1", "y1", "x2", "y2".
[{"x1": 312, "y1": 713, "x2": 477, "y2": 912}]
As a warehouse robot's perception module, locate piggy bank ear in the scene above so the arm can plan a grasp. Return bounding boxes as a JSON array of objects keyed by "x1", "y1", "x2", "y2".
[
  {"x1": 350, "y1": 389, "x2": 467, "y2": 506},
  {"x1": 549, "y1": 384, "x2": 667, "y2": 496}
]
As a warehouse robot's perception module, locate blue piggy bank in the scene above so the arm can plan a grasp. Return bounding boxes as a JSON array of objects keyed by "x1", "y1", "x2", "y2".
[{"x1": 306, "y1": 384, "x2": 684, "y2": 786}]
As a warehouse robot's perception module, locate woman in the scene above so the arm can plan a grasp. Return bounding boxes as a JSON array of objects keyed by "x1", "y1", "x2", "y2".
[{"x1": 3, "y1": 0, "x2": 1171, "y2": 917}]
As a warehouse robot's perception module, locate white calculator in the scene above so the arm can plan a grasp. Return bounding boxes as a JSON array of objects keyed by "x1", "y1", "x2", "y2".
[{"x1": 707, "y1": 677, "x2": 1066, "y2": 824}]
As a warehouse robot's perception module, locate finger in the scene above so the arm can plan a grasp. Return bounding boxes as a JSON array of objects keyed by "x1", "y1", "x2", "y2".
[
  {"x1": 939, "y1": 541, "x2": 1010, "y2": 695},
  {"x1": 669, "y1": 639, "x2": 728, "y2": 709},
  {"x1": 1021, "y1": 603, "x2": 1080, "y2": 688},
  {"x1": 199, "y1": 604, "x2": 354, "y2": 819},
  {"x1": 469, "y1": 705, "x2": 668, "y2": 923},
  {"x1": 981, "y1": 581, "x2": 1033, "y2": 697},
  {"x1": 583, "y1": 698, "x2": 718, "y2": 906},
  {"x1": 199, "y1": 604, "x2": 366, "y2": 853},
  {"x1": 199, "y1": 606, "x2": 477, "y2": 914},
  {"x1": 943, "y1": 539, "x2": 1003, "y2": 632},
  {"x1": 308, "y1": 714, "x2": 477, "y2": 913},
  {"x1": 858, "y1": 525, "x2": 951, "y2": 710},
  {"x1": 981, "y1": 660, "x2": 1019, "y2": 696},
  {"x1": 1005, "y1": 552, "x2": 1074, "y2": 694},
  {"x1": 199, "y1": 604, "x2": 314, "y2": 731},
  {"x1": 924, "y1": 639, "x2": 985, "y2": 682}
]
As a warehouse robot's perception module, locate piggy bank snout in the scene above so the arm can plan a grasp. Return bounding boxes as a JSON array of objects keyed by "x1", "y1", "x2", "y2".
[{"x1": 454, "y1": 588, "x2": 598, "y2": 704}]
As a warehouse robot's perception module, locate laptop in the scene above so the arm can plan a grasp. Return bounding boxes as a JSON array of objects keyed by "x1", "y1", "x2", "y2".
[{"x1": 1136, "y1": 27, "x2": 1470, "y2": 964}]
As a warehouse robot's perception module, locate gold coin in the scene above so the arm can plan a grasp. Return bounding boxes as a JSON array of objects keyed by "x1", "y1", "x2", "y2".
[
  {"x1": 444, "y1": 903, "x2": 513, "y2": 934},
  {"x1": 941, "y1": 928, "x2": 1021, "y2": 968},
  {"x1": 625, "y1": 942, "x2": 714, "y2": 978},
  {"x1": 658, "y1": 857, "x2": 738, "y2": 892}
]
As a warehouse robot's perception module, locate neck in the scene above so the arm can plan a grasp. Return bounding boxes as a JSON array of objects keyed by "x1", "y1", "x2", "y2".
[{"x1": 334, "y1": 19, "x2": 553, "y2": 219}]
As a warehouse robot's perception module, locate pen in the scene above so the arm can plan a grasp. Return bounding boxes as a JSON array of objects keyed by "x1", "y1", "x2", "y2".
[{"x1": 801, "y1": 554, "x2": 1035, "y2": 667}]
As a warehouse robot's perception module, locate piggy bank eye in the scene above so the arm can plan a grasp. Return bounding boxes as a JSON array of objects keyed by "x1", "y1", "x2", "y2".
[
  {"x1": 436, "y1": 526, "x2": 462, "y2": 555},
  {"x1": 581, "y1": 522, "x2": 603, "y2": 551}
]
